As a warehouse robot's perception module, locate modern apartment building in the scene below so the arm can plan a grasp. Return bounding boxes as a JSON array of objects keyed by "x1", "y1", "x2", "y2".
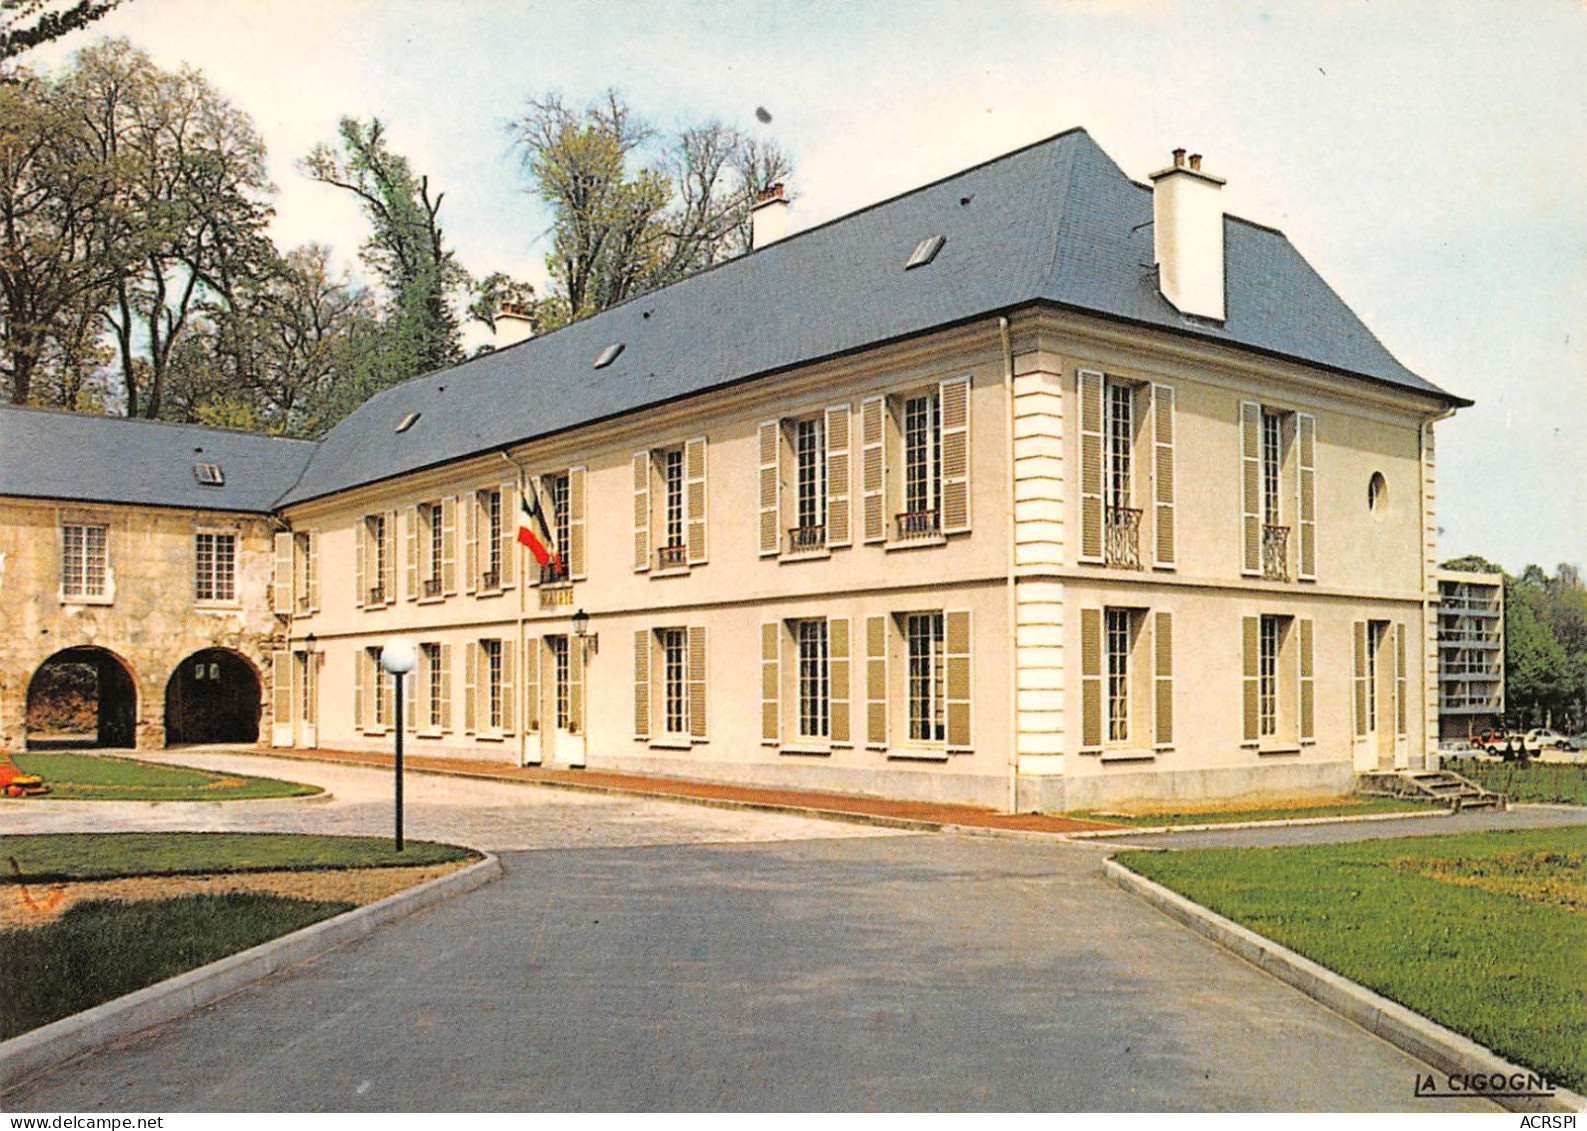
[
  {"x1": 0, "y1": 129, "x2": 1470, "y2": 811},
  {"x1": 1434, "y1": 568, "x2": 1505, "y2": 741}
]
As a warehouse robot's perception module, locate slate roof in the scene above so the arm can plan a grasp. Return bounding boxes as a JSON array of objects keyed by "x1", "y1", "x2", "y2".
[
  {"x1": 0, "y1": 404, "x2": 315, "y2": 513},
  {"x1": 281, "y1": 128, "x2": 1461, "y2": 507}
]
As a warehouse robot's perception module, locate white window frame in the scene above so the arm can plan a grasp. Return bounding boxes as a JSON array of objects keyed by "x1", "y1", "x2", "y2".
[
  {"x1": 660, "y1": 627, "x2": 688, "y2": 737},
  {"x1": 1105, "y1": 608, "x2": 1132, "y2": 745},
  {"x1": 905, "y1": 611, "x2": 946, "y2": 745},
  {"x1": 194, "y1": 529, "x2": 239, "y2": 606},
  {"x1": 60, "y1": 521, "x2": 111, "y2": 603},
  {"x1": 795, "y1": 618, "x2": 830, "y2": 741}
]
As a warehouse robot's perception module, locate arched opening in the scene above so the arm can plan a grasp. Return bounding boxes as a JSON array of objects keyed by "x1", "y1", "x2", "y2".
[
  {"x1": 25, "y1": 646, "x2": 139, "y2": 749},
  {"x1": 164, "y1": 648, "x2": 261, "y2": 746}
]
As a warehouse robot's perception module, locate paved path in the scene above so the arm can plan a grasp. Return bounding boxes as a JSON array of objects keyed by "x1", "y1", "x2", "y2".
[
  {"x1": 4, "y1": 753, "x2": 1499, "y2": 1111},
  {"x1": 1093, "y1": 804, "x2": 1587, "y2": 850},
  {"x1": 0, "y1": 749, "x2": 907, "y2": 853}
]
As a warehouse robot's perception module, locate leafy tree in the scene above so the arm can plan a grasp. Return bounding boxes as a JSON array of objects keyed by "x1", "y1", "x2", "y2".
[
  {"x1": 60, "y1": 39, "x2": 276, "y2": 418},
  {"x1": 0, "y1": 0, "x2": 124, "y2": 62},
  {"x1": 302, "y1": 117, "x2": 465, "y2": 385},
  {"x1": 509, "y1": 90, "x2": 791, "y2": 329},
  {"x1": 1439, "y1": 554, "x2": 1503, "y2": 574}
]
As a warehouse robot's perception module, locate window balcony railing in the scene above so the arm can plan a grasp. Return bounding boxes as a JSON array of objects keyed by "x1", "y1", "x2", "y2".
[
  {"x1": 481, "y1": 569, "x2": 500, "y2": 590},
  {"x1": 1262, "y1": 524, "x2": 1290, "y2": 582},
  {"x1": 1440, "y1": 666, "x2": 1502, "y2": 680},
  {"x1": 423, "y1": 577, "x2": 442, "y2": 598},
  {"x1": 1105, "y1": 505, "x2": 1141, "y2": 569},
  {"x1": 539, "y1": 560, "x2": 569, "y2": 586},
  {"x1": 296, "y1": 594, "x2": 312, "y2": 614},
  {"x1": 1439, "y1": 629, "x2": 1502, "y2": 647},
  {"x1": 787, "y1": 525, "x2": 826, "y2": 553},
  {"x1": 894, "y1": 509, "x2": 940, "y2": 542},
  {"x1": 367, "y1": 586, "x2": 385, "y2": 605},
  {"x1": 1439, "y1": 597, "x2": 1501, "y2": 617},
  {"x1": 656, "y1": 543, "x2": 688, "y2": 570},
  {"x1": 1441, "y1": 694, "x2": 1504, "y2": 711}
]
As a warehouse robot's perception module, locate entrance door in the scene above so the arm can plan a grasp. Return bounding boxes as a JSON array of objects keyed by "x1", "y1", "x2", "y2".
[{"x1": 548, "y1": 635, "x2": 585, "y2": 767}]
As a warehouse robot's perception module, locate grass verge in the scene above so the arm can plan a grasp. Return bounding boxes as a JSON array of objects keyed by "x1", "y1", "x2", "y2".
[
  {"x1": 2, "y1": 832, "x2": 478, "y2": 884},
  {"x1": 1116, "y1": 826, "x2": 1587, "y2": 1091},
  {"x1": 1072, "y1": 795, "x2": 1432, "y2": 826},
  {"x1": 0, "y1": 893, "x2": 354, "y2": 1039},
  {"x1": 8, "y1": 752, "x2": 319, "y2": 802},
  {"x1": 1446, "y1": 758, "x2": 1587, "y2": 806}
]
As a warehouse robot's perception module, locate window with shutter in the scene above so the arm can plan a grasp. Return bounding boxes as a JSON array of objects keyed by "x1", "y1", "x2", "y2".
[
  {"x1": 685, "y1": 437, "x2": 708, "y2": 566},
  {"x1": 634, "y1": 630, "x2": 651, "y2": 740},
  {"x1": 945, "y1": 609, "x2": 972, "y2": 750},
  {"x1": 523, "y1": 637, "x2": 540, "y2": 734},
  {"x1": 1298, "y1": 619, "x2": 1315, "y2": 743},
  {"x1": 632, "y1": 451, "x2": 651, "y2": 572},
  {"x1": 405, "y1": 507, "x2": 419, "y2": 601},
  {"x1": 501, "y1": 638, "x2": 515, "y2": 735},
  {"x1": 1080, "y1": 607, "x2": 1103, "y2": 750},
  {"x1": 758, "y1": 421, "x2": 781, "y2": 556},
  {"x1": 354, "y1": 647, "x2": 365, "y2": 731},
  {"x1": 865, "y1": 615, "x2": 888, "y2": 748},
  {"x1": 861, "y1": 398, "x2": 886, "y2": 544},
  {"x1": 567, "y1": 634, "x2": 584, "y2": 736},
  {"x1": 302, "y1": 531, "x2": 319, "y2": 612},
  {"x1": 762, "y1": 622, "x2": 781, "y2": 745},
  {"x1": 464, "y1": 641, "x2": 478, "y2": 734},
  {"x1": 1078, "y1": 371, "x2": 1105, "y2": 564},
  {"x1": 1152, "y1": 384, "x2": 1176, "y2": 569},
  {"x1": 939, "y1": 377, "x2": 971, "y2": 535},
  {"x1": 568, "y1": 466, "x2": 588, "y2": 580},
  {"x1": 273, "y1": 533, "x2": 293, "y2": 614},
  {"x1": 825, "y1": 405, "x2": 851, "y2": 548},
  {"x1": 463, "y1": 491, "x2": 477, "y2": 594},
  {"x1": 1240, "y1": 402, "x2": 1262, "y2": 576},
  {"x1": 829, "y1": 617, "x2": 851, "y2": 745},
  {"x1": 271, "y1": 651, "x2": 291, "y2": 727},
  {"x1": 404, "y1": 664, "x2": 416, "y2": 733},
  {"x1": 1395, "y1": 622, "x2": 1407, "y2": 737},
  {"x1": 1297, "y1": 414, "x2": 1317, "y2": 581},
  {"x1": 438, "y1": 644, "x2": 452, "y2": 732},
  {"x1": 498, "y1": 482, "x2": 517, "y2": 588},
  {"x1": 1154, "y1": 611, "x2": 1173, "y2": 748},
  {"x1": 687, "y1": 625, "x2": 708, "y2": 740},
  {"x1": 382, "y1": 510, "x2": 397, "y2": 604},
  {"x1": 1352, "y1": 621, "x2": 1368, "y2": 739},
  {"x1": 354, "y1": 519, "x2": 367, "y2": 607},
  {"x1": 441, "y1": 498, "x2": 457, "y2": 595},
  {"x1": 1242, "y1": 615, "x2": 1261, "y2": 744}
]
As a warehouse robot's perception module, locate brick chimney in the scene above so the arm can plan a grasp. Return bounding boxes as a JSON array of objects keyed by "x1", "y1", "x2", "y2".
[
  {"x1": 750, "y1": 182, "x2": 790, "y2": 249},
  {"x1": 1149, "y1": 149, "x2": 1226, "y2": 321}
]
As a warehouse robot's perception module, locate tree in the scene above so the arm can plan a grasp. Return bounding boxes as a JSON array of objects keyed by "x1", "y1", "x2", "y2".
[
  {"x1": 1502, "y1": 562, "x2": 1587, "y2": 732},
  {"x1": 0, "y1": 68, "x2": 125, "y2": 407},
  {"x1": 509, "y1": 90, "x2": 791, "y2": 329},
  {"x1": 59, "y1": 39, "x2": 277, "y2": 418},
  {"x1": 302, "y1": 117, "x2": 465, "y2": 386},
  {"x1": 0, "y1": 0, "x2": 124, "y2": 62},
  {"x1": 1440, "y1": 554, "x2": 1504, "y2": 574}
]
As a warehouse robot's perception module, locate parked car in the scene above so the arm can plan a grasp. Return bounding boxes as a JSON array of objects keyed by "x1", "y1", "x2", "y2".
[{"x1": 1524, "y1": 728, "x2": 1569, "y2": 750}]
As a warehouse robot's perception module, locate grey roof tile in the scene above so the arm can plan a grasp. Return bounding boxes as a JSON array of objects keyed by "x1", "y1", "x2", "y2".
[{"x1": 0, "y1": 405, "x2": 315, "y2": 513}]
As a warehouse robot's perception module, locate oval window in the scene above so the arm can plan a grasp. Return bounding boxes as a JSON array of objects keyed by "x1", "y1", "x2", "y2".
[{"x1": 1368, "y1": 471, "x2": 1388, "y2": 513}]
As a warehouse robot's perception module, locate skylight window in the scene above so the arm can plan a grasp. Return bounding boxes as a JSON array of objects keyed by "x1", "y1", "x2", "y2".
[
  {"x1": 905, "y1": 235, "x2": 946, "y2": 270},
  {"x1": 594, "y1": 342, "x2": 625, "y2": 369},
  {"x1": 193, "y1": 463, "x2": 224, "y2": 486},
  {"x1": 396, "y1": 411, "x2": 421, "y2": 434}
]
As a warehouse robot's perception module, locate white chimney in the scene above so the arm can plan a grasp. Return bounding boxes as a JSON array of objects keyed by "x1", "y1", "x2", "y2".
[
  {"x1": 493, "y1": 302, "x2": 535, "y2": 350},
  {"x1": 750, "y1": 182, "x2": 790, "y2": 249},
  {"x1": 1149, "y1": 148, "x2": 1226, "y2": 321}
]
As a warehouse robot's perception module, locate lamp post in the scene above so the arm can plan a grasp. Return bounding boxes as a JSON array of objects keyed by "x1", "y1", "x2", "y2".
[{"x1": 379, "y1": 640, "x2": 417, "y2": 853}]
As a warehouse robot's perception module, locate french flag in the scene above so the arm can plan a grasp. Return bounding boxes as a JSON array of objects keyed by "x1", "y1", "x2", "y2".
[{"x1": 517, "y1": 491, "x2": 561, "y2": 571}]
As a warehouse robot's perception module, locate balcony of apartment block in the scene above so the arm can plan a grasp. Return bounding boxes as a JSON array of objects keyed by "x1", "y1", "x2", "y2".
[
  {"x1": 1439, "y1": 595, "x2": 1502, "y2": 618},
  {"x1": 1437, "y1": 627, "x2": 1502, "y2": 648},
  {"x1": 1441, "y1": 693, "x2": 1505, "y2": 713},
  {"x1": 1438, "y1": 662, "x2": 1502, "y2": 681}
]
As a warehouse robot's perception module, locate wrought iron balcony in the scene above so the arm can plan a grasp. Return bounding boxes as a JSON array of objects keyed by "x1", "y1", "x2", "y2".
[
  {"x1": 423, "y1": 577, "x2": 442, "y2": 598},
  {"x1": 787, "y1": 525, "x2": 826, "y2": 553},
  {"x1": 1105, "y1": 505, "x2": 1141, "y2": 569},
  {"x1": 539, "y1": 560, "x2": 569, "y2": 586},
  {"x1": 894, "y1": 509, "x2": 941, "y2": 541},
  {"x1": 1262, "y1": 524, "x2": 1290, "y2": 582},
  {"x1": 367, "y1": 586, "x2": 385, "y2": 605},
  {"x1": 296, "y1": 594, "x2": 312, "y2": 614},
  {"x1": 481, "y1": 569, "x2": 499, "y2": 590},
  {"x1": 656, "y1": 542, "x2": 688, "y2": 570}
]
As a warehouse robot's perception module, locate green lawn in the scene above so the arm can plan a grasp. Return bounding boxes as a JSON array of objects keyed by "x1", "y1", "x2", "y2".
[
  {"x1": 1117, "y1": 827, "x2": 1587, "y2": 1091},
  {"x1": 2, "y1": 832, "x2": 478, "y2": 884},
  {"x1": 1072, "y1": 795, "x2": 1432, "y2": 827},
  {"x1": 0, "y1": 893, "x2": 355, "y2": 1039},
  {"x1": 1446, "y1": 758, "x2": 1587, "y2": 806},
  {"x1": 8, "y1": 751, "x2": 319, "y2": 802}
]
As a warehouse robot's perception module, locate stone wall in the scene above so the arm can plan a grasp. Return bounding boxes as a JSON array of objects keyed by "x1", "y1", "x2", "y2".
[{"x1": 0, "y1": 496, "x2": 282, "y2": 752}]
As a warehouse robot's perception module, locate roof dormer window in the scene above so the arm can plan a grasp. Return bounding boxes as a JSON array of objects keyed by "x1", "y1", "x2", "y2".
[
  {"x1": 905, "y1": 235, "x2": 945, "y2": 270},
  {"x1": 193, "y1": 463, "x2": 224, "y2": 486}
]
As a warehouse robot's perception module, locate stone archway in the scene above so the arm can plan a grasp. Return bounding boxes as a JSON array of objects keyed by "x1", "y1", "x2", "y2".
[
  {"x1": 25, "y1": 646, "x2": 139, "y2": 749},
  {"x1": 164, "y1": 648, "x2": 261, "y2": 746}
]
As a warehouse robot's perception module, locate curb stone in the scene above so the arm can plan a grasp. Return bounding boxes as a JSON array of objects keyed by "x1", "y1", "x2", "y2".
[
  {"x1": 0, "y1": 852, "x2": 503, "y2": 1093},
  {"x1": 1066, "y1": 806, "x2": 1452, "y2": 839},
  {"x1": 1104, "y1": 857, "x2": 1585, "y2": 1114}
]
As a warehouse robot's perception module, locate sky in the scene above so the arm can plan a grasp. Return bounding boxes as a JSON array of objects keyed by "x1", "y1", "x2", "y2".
[{"x1": 29, "y1": 0, "x2": 1587, "y2": 575}]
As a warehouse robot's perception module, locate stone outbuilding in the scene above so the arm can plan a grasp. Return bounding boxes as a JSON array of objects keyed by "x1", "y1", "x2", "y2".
[{"x1": 0, "y1": 407, "x2": 314, "y2": 752}]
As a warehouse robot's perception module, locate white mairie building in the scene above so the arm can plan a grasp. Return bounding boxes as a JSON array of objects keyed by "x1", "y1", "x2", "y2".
[{"x1": 0, "y1": 131, "x2": 1471, "y2": 811}]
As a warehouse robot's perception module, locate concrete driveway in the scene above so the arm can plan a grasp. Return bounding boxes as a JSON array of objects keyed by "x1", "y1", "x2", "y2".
[{"x1": 2, "y1": 752, "x2": 1497, "y2": 1112}]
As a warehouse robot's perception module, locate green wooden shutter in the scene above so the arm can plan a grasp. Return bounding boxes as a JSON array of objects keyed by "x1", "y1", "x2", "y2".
[
  {"x1": 761, "y1": 622, "x2": 780, "y2": 745},
  {"x1": 685, "y1": 437, "x2": 708, "y2": 566},
  {"x1": 1242, "y1": 615, "x2": 1260, "y2": 743},
  {"x1": 1080, "y1": 606, "x2": 1103, "y2": 750},
  {"x1": 829, "y1": 617, "x2": 850, "y2": 745},
  {"x1": 1298, "y1": 618, "x2": 1315, "y2": 743},
  {"x1": 865, "y1": 615, "x2": 888, "y2": 747},
  {"x1": 634, "y1": 630, "x2": 651, "y2": 740},
  {"x1": 825, "y1": 404, "x2": 851, "y2": 548},
  {"x1": 1153, "y1": 611, "x2": 1173, "y2": 748},
  {"x1": 861, "y1": 398, "x2": 886, "y2": 544},
  {"x1": 1352, "y1": 621, "x2": 1368, "y2": 739},
  {"x1": 939, "y1": 377, "x2": 971, "y2": 535},
  {"x1": 633, "y1": 451, "x2": 651, "y2": 572},
  {"x1": 1297, "y1": 413, "x2": 1317, "y2": 581},
  {"x1": 759, "y1": 421, "x2": 781, "y2": 556},
  {"x1": 1152, "y1": 384, "x2": 1176, "y2": 569},
  {"x1": 687, "y1": 625, "x2": 708, "y2": 740},
  {"x1": 945, "y1": 609, "x2": 972, "y2": 749},
  {"x1": 568, "y1": 466, "x2": 588, "y2": 580}
]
